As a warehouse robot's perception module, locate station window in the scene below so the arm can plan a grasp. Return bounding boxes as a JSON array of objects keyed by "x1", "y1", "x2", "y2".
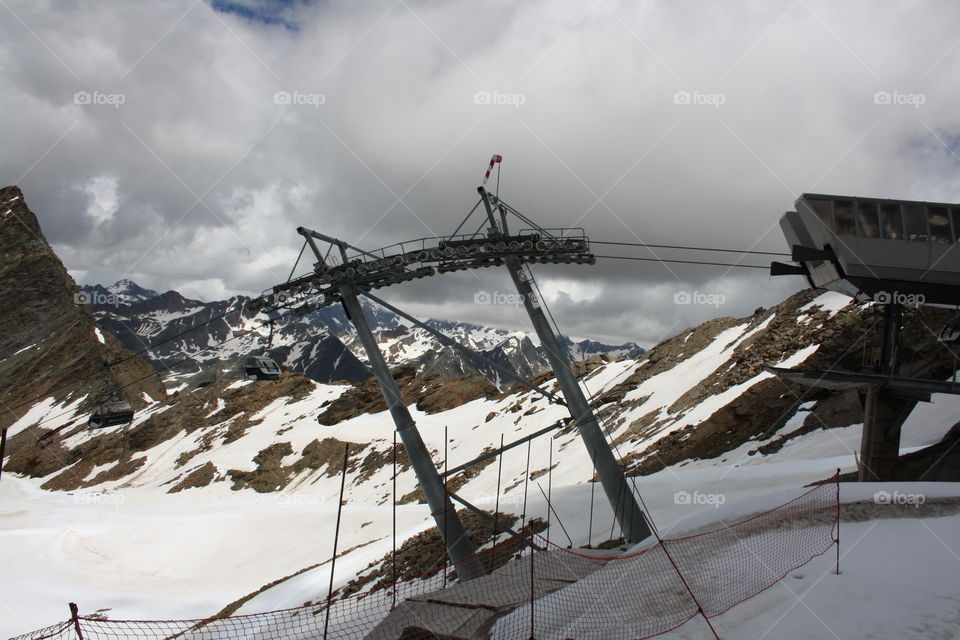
[
  {"x1": 808, "y1": 198, "x2": 833, "y2": 230},
  {"x1": 856, "y1": 201, "x2": 880, "y2": 238},
  {"x1": 880, "y1": 203, "x2": 903, "y2": 239},
  {"x1": 834, "y1": 200, "x2": 856, "y2": 236},
  {"x1": 928, "y1": 207, "x2": 952, "y2": 243},
  {"x1": 903, "y1": 205, "x2": 929, "y2": 241}
]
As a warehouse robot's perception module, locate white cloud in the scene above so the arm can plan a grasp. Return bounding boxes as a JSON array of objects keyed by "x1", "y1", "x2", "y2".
[
  {"x1": 83, "y1": 174, "x2": 120, "y2": 224},
  {"x1": 2, "y1": 0, "x2": 958, "y2": 343}
]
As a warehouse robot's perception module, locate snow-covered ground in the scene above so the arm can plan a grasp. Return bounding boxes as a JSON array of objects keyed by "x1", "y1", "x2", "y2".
[
  {"x1": 4, "y1": 466, "x2": 959, "y2": 638},
  {"x1": 2, "y1": 292, "x2": 959, "y2": 638},
  {"x1": 662, "y1": 486, "x2": 960, "y2": 640},
  {"x1": 4, "y1": 412, "x2": 960, "y2": 639}
]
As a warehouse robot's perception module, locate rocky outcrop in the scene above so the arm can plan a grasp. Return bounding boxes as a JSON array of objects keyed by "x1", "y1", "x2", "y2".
[
  {"x1": 340, "y1": 511, "x2": 546, "y2": 596},
  {"x1": 317, "y1": 365, "x2": 498, "y2": 424},
  {"x1": 4, "y1": 372, "x2": 315, "y2": 491},
  {"x1": 613, "y1": 291, "x2": 959, "y2": 474},
  {"x1": 224, "y1": 436, "x2": 400, "y2": 492},
  {"x1": 0, "y1": 186, "x2": 164, "y2": 433}
]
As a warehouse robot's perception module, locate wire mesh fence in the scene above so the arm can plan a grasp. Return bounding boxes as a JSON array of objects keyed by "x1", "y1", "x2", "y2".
[{"x1": 10, "y1": 475, "x2": 839, "y2": 640}]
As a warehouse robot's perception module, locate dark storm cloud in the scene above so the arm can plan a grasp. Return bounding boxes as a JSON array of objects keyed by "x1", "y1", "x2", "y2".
[{"x1": 2, "y1": 0, "x2": 958, "y2": 343}]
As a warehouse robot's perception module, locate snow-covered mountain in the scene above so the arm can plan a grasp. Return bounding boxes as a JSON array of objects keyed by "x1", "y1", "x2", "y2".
[
  {"x1": 78, "y1": 281, "x2": 645, "y2": 389},
  {"x1": 80, "y1": 279, "x2": 160, "y2": 305}
]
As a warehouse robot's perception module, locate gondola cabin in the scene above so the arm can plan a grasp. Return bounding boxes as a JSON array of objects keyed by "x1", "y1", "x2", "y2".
[
  {"x1": 89, "y1": 400, "x2": 134, "y2": 428},
  {"x1": 244, "y1": 356, "x2": 281, "y2": 381},
  {"x1": 939, "y1": 316, "x2": 960, "y2": 342}
]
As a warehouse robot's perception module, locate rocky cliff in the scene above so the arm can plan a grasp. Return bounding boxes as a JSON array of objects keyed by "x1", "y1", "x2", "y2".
[{"x1": 0, "y1": 186, "x2": 164, "y2": 433}]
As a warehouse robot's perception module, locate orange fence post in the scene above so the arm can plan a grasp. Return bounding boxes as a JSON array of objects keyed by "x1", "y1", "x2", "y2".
[
  {"x1": 323, "y1": 443, "x2": 350, "y2": 640},
  {"x1": 68, "y1": 603, "x2": 84, "y2": 640},
  {"x1": 528, "y1": 537, "x2": 536, "y2": 640},
  {"x1": 835, "y1": 468, "x2": 841, "y2": 575}
]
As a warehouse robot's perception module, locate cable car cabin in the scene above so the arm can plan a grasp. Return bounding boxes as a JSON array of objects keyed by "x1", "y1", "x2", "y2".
[
  {"x1": 89, "y1": 400, "x2": 134, "y2": 428},
  {"x1": 244, "y1": 356, "x2": 281, "y2": 381},
  {"x1": 779, "y1": 194, "x2": 960, "y2": 305},
  {"x1": 939, "y1": 315, "x2": 960, "y2": 342},
  {"x1": 940, "y1": 326, "x2": 960, "y2": 343}
]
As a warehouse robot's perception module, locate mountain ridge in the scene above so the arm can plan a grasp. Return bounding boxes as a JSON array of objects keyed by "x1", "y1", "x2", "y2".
[{"x1": 78, "y1": 280, "x2": 646, "y2": 389}]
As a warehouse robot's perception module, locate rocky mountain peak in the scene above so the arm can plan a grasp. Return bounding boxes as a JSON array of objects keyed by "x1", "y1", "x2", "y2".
[
  {"x1": 0, "y1": 186, "x2": 164, "y2": 431},
  {"x1": 106, "y1": 279, "x2": 159, "y2": 302}
]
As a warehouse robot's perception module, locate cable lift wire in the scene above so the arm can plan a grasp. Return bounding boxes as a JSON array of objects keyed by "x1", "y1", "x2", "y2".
[
  {"x1": 448, "y1": 199, "x2": 484, "y2": 239},
  {"x1": 591, "y1": 240, "x2": 788, "y2": 257},
  {"x1": 286, "y1": 239, "x2": 308, "y2": 284},
  {"x1": 594, "y1": 254, "x2": 770, "y2": 269}
]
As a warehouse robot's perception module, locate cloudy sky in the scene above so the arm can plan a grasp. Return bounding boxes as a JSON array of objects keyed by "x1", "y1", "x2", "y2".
[{"x1": 2, "y1": 0, "x2": 958, "y2": 346}]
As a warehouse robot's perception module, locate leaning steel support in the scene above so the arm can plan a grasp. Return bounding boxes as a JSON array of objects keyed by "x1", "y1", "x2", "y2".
[
  {"x1": 300, "y1": 232, "x2": 485, "y2": 581},
  {"x1": 478, "y1": 186, "x2": 652, "y2": 543}
]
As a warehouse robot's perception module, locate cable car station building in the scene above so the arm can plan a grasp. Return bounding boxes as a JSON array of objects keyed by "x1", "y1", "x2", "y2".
[{"x1": 770, "y1": 193, "x2": 960, "y2": 482}]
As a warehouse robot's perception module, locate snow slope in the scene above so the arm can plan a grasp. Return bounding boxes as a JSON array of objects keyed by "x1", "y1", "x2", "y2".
[{"x1": 3, "y1": 292, "x2": 960, "y2": 637}]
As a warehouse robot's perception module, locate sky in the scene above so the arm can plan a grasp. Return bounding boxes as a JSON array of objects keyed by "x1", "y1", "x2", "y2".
[{"x1": 1, "y1": 0, "x2": 958, "y2": 346}]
